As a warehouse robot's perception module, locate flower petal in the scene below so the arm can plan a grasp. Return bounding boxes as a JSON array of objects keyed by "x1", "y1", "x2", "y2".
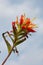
[
  {"x1": 12, "y1": 21, "x2": 15, "y2": 26},
  {"x1": 25, "y1": 18, "x2": 30, "y2": 25},
  {"x1": 27, "y1": 28, "x2": 36, "y2": 32},
  {"x1": 22, "y1": 26, "x2": 26, "y2": 29},
  {"x1": 20, "y1": 15, "x2": 25, "y2": 25}
]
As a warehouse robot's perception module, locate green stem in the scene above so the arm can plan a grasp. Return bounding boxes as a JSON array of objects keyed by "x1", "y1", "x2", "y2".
[
  {"x1": 2, "y1": 31, "x2": 17, "y2": 65},
  {"x1": 2, "y1": 45, "x2": 14, "y2": 65}
]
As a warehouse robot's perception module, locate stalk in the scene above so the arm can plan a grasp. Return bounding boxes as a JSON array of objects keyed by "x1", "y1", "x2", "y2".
[{"x1": 2, "y1": 45, "x2": 14, "y2": 65}]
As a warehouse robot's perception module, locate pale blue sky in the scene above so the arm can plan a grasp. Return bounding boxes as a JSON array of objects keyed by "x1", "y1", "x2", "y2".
[{"x1": 0, "y1": 0, "x2": 43, "y2": 65}]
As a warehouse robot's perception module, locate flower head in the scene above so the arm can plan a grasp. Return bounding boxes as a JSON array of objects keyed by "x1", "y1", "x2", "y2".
[
  {"x1": 19, "y1": 14, "x2": 37, "y2": 33},
  {"x1": 11, "y1": 14, "x2": 37, "y2": 34}
]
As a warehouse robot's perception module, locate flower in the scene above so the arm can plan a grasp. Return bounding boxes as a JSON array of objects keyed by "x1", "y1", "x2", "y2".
[
  {"x1": 20, "y1": 14, "x2": 37, "y2": 33},
  {"x1": 11, "y1": 14, "x2": 37, "y2": 34}
]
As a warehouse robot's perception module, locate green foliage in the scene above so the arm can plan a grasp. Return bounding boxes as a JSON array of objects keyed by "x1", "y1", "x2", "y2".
[
  {"x1": 2, "y1": 33, "x2": 12, "y2": 53},
  {"x1": 2, "y1": 30, "x2": 26, "y2": 54},
  {"x1": 14, "y1": 37, "x2": 26, "y2": 47}
]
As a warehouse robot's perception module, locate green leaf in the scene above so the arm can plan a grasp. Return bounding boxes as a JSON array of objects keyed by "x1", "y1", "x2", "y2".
[
  {"x1": 14, "y1": 38, "x2": 26, "y2": 47},
  {"x1": 5, "y1": 40, "x2": 12, "y2": 53},
  {"x1": 16, "y1": 23, "x2": 20, "y2": 32},
  {"x1": 2, "y1": 33, "x2": 12, "y2": 53},
  {"x1": 7, "y1": 32, "x2": 15, "y2": 45}
]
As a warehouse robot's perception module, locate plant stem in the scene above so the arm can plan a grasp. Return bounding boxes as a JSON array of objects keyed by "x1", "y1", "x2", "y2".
[{"x1": 2, "y1": 45, "x2": 14, "y2": 65}]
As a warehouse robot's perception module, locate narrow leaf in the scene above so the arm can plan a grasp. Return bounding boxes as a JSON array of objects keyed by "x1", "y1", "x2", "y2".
[
  {"x1": 14, "y1": 37, "x2": 26, "y2": 47},
  {"x1": 2, "y1": 33, "x2": 12, "y2": 53}
]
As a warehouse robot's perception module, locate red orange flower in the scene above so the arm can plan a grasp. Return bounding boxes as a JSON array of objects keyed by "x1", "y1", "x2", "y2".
[
  {"x1": 19, "y1": 14, "x2": 36, "y2": 33},
  {"x1": 11, "y1": 14, "x2": 37, "y2": 33}
]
